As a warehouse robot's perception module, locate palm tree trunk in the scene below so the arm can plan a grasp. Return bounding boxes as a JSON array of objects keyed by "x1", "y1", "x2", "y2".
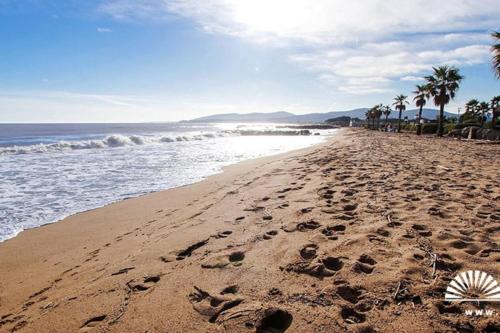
[
  {"x1": 493, "y1": 110, "x2": 498, "y2": 129},
  {"x1": 397, "y1": 109, "x2": 402, "y2": 133},
  {"x1": 481, "y1": 110, "x2": 485, "y2": 128},
  {"x1": 437, "y1": 103, "x2": 444, "y2": 137},
  {"x1": 416, "y1": 105, "x2": 423, "y2": 135}
]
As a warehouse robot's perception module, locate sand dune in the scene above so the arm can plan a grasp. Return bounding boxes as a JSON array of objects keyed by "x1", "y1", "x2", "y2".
[{"x1": 0, "y1": 129, "x2": 499, "y2": 333}]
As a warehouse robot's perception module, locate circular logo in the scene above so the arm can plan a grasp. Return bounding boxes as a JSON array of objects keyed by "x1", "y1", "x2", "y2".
[{"x1": 445, "y1": 270, "x2": 500, "y2": 302}]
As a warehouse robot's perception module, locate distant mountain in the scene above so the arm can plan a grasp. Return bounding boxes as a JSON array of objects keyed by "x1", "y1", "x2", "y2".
[
  {"x1": 184, "y1": 108, "x2": 457, "y2": 123},
  {"x1": 185, "y1": 111, "x2": 295, "y2": 123}
]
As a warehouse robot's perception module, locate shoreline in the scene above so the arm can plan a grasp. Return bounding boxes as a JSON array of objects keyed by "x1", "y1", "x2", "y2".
[
  {"x1": 0, "y1": 128, "x2": 498, "y2": 333},
  {"x1": 0, "y1": 131, "x2": 335, "y2": 244}
]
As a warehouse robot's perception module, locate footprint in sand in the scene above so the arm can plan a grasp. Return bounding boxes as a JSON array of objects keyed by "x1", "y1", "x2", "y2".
[
  {"x1": 282, "y1": 220, "x2": 321, "y2": 233},
  {"x1": 176, "y1": 239, "x2": 209, "y2": 260},
  {"x1": 127, "y1": 275, "x2": 161, "y2": 292},
  {"x1": 263, "y1": 230, "x2": 278, "y2": 240},
  {"x1": 411, "y1": 224, "x2": 432, "y2": 237},
  {"x1": 435, "y1": 256, "x2": 463, "y2": 272},
  {"x1": 214, "y1": 230, "x2": 233, "y2": 239},
  {"x1": 286, "y1": 256, "x2": 344, "y2": 278},
  {"x1": 111, "y1": 267, "x2": 135, "y2": 276},
  {"x1": 353, "y1": 254, "x2": 377, "y2": 274},
  {"x1": 299, "y1": 244, "x2": 318, "y2": 260},
  {"x1": 296, "y1": 220, "x2": 321, "y2": 232},
  {"x1": 220, "y1": 285, "x2": 239, "y2": 295},
  {"x1": 448, "y1": 239, "x2": 482, "y2": 255},
  {"x1": 80, "y1": 315, "x2": 106, "y2": 331},
  {"x1": 340, "y1": 306, "x2": 366, "y2": 324},
  {"x1": 321, "y1": 224, "x2": 346, "y2": 240},
  {"x1": 215, "y1": 303, "x2": 293, "y2": 333},
  {"x1": 342, "y1": 201, "x2": 357, "y2": 210},
  {"x1": 299, "y1": 207, "x2": 313, "y2": 214},
  {"x1": 188, "y1": 286, "x2": 244, "y2": 323},
  {"x1": 387, "y1": 219, "x2": 402, "y2": 228},
  {"x1": 256, "y1": 309, "x2": 293, "y2": 333},
  {"x1": 367, "y1": 234, "x2": 387, "y2": 244},
  {"x1": 336, "y1": 285, "x2": 365, "y2": 304},
  {"x1": 201, "y1": 251, "x2": 246, "y2": 269},
  {"x1": 376, "y1": 228, "x2": 390, "y2": 237}
]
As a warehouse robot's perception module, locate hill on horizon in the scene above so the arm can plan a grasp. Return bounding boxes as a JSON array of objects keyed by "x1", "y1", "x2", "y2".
[{"x1": 185, "y1": 108, "x2": 457, "y2": 123}]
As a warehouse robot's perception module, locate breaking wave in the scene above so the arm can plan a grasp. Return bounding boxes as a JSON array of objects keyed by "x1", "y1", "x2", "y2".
[{"x1": 0, "y1": 132, "x2": 230, "y2": 155}]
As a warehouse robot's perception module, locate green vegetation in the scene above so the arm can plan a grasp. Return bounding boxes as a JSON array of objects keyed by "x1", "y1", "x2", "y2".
[
  {"x1": 361, "y1": 36, "x2": 499, "y2": 137},
  {"x1": 392, "y1": 95, "x2": 409, "y2": 133},
  {"x1": 413, "y1": 84, "x2": 429, "y2": 135},
  {"x1": 493, "y1": 31, "x2": 500, "y2": 79},
  {"x1": 424, "y1": 66, "x2": 464, "y2": 136}
]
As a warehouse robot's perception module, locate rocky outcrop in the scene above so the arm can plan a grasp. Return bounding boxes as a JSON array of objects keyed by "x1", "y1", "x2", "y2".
[{"x1": 449, "y1": 126, "x2": 500, "y2": 141}]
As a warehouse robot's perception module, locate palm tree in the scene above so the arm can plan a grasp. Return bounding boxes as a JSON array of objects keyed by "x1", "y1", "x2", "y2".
[
  {"x1": 383, "y1": 105, "x2": 391, "y2": 126},
  {"x1": 367, "y1": 106, "x2": 378, "y2": 129},
  {"x1": 462, "y1": 99, "x2": 480, "y2": 123},
  {"x1": 365, "y1": 110, "x2": 373, "y2": 129},
  {"x1": 413, "y1": 84, "x2": 429, "y2": 135},
  {"x1": 478, "y1": 101, "x2": 490, "y2": 127},
  {"x1": 492, "y1": 31, "x2": 500, "y2": 79},
  {"x1": 393, "y1": 94, "x2": 409, "y2": 133},
  {"x1": 424, "y1": 66, "x2": 464, "y2": 137},
  {"x1": 374, "y1": 104, "x2": 383, "y2": 129},
  {"x1": 491, "y1": 95, "x2": 500, "y2": 129},
  {"x1": 465, "y1": 99, "x2": 479, "y2": 114}
]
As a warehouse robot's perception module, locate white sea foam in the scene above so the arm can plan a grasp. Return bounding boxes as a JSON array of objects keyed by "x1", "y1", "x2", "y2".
[{"x1": 0, "y1": 132, "x2": 231, "y2": 156}]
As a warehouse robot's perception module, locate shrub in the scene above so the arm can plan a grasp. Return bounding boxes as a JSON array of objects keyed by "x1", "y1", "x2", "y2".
[
  {"x1": 402, "y1": 123, "x2": 416, "y2": 132},
  {"x1": 443, "y1": 123, "x2": 456, "y2": 134},
  {"x1": 421, "y1": 123, "x2": 438, "y2": 134},
  {"x1": 455, "y1": 122, "x2": 481, "y2": 130}
]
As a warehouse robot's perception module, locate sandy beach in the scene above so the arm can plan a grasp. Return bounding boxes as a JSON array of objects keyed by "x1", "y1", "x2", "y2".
[{"x1": 0, "y1": 129, "x2": 499, "y2": 333}]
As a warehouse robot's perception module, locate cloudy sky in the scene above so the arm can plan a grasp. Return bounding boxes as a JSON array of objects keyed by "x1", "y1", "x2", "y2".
[{"x1": 1, "y1": 0, "x2": 499, "y2": 122}]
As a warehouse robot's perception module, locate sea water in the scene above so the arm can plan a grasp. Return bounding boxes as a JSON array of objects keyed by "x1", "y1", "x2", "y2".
[{"x1": 0, "y1": 123, "x2": 334, "y2": 241}]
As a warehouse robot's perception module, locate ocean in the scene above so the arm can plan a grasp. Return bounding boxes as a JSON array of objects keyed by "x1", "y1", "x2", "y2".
[{"x1": 0, "y1": 123, "x2": 334, "y2": 241}]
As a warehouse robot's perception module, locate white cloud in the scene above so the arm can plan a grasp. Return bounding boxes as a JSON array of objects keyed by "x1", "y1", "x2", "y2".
[
  {"x1": 401, "y1": 76, "x2": 423, "y2": 82},
  {"x1": 290, "y1": 39, "x2": 491, "y2": 93},
  {"x1": 97, "y1": 27, "x2": 112, "y2": 33},
  {"x1": 98, "y1": 0, "x2": 500, "y2": 94},
  {"x1": 99, "y1": 1, "x2": 500, "y2": 42}
]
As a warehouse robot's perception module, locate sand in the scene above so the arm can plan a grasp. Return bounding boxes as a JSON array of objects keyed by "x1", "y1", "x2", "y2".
[{"x1": 0, "y1": 129, "x2": 499, "y2": 333}]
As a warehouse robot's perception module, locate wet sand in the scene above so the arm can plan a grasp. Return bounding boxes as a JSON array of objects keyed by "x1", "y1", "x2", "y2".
[{"x1": 0, "y1": 129, "x2": 499, "y2": 333}]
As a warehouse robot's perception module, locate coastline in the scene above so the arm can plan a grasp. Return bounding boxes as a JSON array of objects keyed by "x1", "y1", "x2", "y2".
[
  {"x1": 0, "y1": 128, "x2": 499, "y2": 333},
  {"x1": 0, "y1": 131, "x2": 333, "y2": 243}
]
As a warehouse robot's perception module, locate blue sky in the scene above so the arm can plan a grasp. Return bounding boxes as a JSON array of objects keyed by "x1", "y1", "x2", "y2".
[{"x1": 1, "y1": 0, "x2": 499, "y2": 122}]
